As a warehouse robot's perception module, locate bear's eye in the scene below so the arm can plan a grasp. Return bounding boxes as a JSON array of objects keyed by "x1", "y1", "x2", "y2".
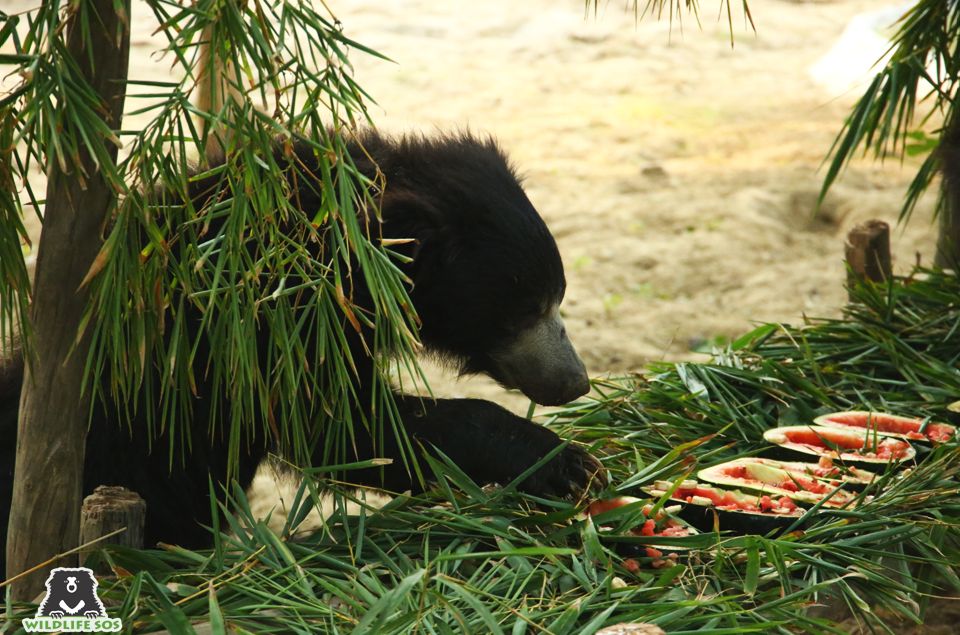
[{"x1": 511, "y1": 311, "x2": 542, "y2": 334}]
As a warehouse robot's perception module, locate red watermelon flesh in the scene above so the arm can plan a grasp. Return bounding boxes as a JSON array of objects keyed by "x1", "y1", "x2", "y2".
[
  {"x1": 650, "y1": 481, "x2": 803, "y2": 517},
  {"x1": 815, "y1": 411, "x2": 956, "y2": 443},
  {"x1": 585, "y1": 497, "x2": 693, "y2": 538},
  {"x1": 764, "y1": 425, "x2": 915, "y2": 464}
]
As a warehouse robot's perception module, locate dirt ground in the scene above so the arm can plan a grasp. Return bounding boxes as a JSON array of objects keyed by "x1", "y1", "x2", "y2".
[{"x1": 336, "y1": 0, "x2": 940, "y2": 411}]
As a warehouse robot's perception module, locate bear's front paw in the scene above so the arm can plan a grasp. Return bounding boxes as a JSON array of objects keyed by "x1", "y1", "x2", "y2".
[
  {"x1": 83, "y1": 611, "x2": 102, "y2": 619},
  {"x1": 47, "y1": 611, "x2": 65, "y2": 618},
  {"x1": 518, "y1": 437, "x2": 606, "y2": 499}
]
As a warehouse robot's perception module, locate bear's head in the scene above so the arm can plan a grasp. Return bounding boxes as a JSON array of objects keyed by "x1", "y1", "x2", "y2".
[{"x1": 377, "y1": 133, "x2": 590, "y2": 406}]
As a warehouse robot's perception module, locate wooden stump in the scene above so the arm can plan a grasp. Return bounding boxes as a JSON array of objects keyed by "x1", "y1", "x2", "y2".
[
  {"x1": 845, "y1": 220, "x2": 892, "y2": 300},
  {"x1": 79, "y1": 486, "x2": 146, "y2": 564}
]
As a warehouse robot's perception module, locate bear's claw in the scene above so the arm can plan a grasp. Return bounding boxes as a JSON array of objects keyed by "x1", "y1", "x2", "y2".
[{"x1": 519, "y1": 440, "x2": 606, "y2": 499}]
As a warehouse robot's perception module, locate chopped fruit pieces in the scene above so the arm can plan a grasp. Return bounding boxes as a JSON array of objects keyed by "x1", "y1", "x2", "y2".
[
  {"x1": 586, "y1": 497, "x2": 643, "y2": 517},
  {"x1": 587, "y1": 497, "x2": 695, "y2": 570},
  {"x1": 585, "y1": 497, "x2": 693, "y2": 539}
]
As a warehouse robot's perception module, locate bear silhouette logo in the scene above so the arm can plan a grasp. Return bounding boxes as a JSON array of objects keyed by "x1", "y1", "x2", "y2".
[{"x1": 35, "y1": 567, "x2": 107, "y2": 619}]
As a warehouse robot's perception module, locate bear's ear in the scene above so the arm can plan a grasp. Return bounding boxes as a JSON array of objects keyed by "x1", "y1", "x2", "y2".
[{"x1": 379, "y1": 188, "x2": 448, "y2": 263}]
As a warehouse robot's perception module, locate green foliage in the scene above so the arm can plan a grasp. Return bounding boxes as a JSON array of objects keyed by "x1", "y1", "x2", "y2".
[
  {"x1": 584, "y1": 1, "x2": 754, "y2": 43},
  {"x1": 2, "y1": 270, "x2": 954, "y2": 633},
  {"x1": 0, "y1": 103, "x2": 30, "y2": 356},
  {"x1": 822, "y1": 1, "x2": 960, "y2": 223},
  {"x1": 0, "y1": 1, "x2": 422, "y2": 471}
]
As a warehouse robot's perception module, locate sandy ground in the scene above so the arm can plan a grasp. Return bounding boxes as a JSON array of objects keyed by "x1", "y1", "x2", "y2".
[
  {"x1": 337, "y1": 0, "x2": 940, "y2": 411},
  {"x1": 6, "y1": 0, "x2": 939, "y2": 413}
]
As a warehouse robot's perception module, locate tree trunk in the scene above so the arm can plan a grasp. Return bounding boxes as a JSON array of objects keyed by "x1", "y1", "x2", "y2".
[
  {"x1": 937, "y1": 113, "x2": 960, "y2": 269},
  {"x1": 6, "y1": 0, "x2": 130, "y2": 599},
  {"x1": 936, "y1": 175, "x2": 960, "y2": 269}
]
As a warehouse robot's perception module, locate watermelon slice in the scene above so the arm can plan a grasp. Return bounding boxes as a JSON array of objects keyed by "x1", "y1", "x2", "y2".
[
  {"x1": 645, "y1": 480, "x2": 805, "y2": 534},
  {"x1": 814, "y1": 411, "x2": 956, "y2": 443},
  {"x1": 585, "y1": 496, "x2": 697, "y2": 564},
  {"x1": 585, "y1": 496, "x2": 694, "y2": 539},
  {"x1": 725, "y1": 456, "x2": 875, "y2": 487},
  {"x1": 763, "y1": 425, "x2": 916, "y2": 468},
  {"x1": 698, "y1": 458, "x2": 862, "y2": 507}
]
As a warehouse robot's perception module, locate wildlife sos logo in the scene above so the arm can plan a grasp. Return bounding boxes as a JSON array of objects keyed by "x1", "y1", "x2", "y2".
[{"x1": 22, "y1": 567, "x2": 122, "y2": 633}]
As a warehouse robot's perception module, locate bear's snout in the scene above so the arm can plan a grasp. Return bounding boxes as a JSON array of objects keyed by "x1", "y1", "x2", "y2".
[{"x1": 490, "y1": 307, "x2": 590, "y2": 406}]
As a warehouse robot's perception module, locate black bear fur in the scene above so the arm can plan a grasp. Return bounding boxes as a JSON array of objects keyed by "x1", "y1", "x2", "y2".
[{"x1": 1, "y1": 131, "x2": 601, "y2": 573}]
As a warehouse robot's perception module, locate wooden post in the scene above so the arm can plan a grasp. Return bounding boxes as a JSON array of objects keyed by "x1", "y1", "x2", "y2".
[
  {"x1": 845, "y1": 220, "x2": 892, "y2": 300},
  {"x1": 79, "y1": 486, "x2": 145, "y2": 565}
]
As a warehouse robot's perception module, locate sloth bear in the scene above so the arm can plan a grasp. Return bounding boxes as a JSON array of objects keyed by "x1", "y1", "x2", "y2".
[
  {"x1": 36, "y1": 567, "x2": 107, "y2": 619},
  {"x1": 0, "y1": 131, "x2": 602, "y2": 569}
]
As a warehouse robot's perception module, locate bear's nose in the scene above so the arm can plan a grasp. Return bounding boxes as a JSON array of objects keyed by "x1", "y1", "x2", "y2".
[
  {"x1": 564, "y1": 372, "x2": 590, "y2": 402},
  {"x1": 546, "y1": 369, "x2": 590, "y2": 406}
]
